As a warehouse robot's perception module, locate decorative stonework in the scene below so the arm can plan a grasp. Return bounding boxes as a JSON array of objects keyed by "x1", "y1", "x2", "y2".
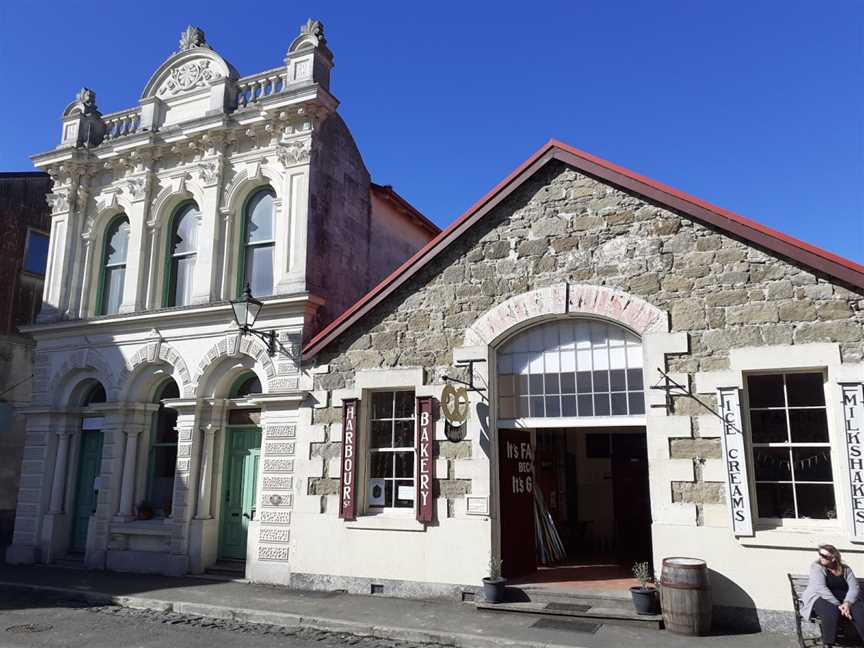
[
  {"x1": 265, "y1": 442, "x2": 295, "y2": 456},
  {"x1": 125, "y1": 176, "x2": 148, "y2": 201},
  {"x1": 262, "y1": 493, "x2": 293, "y2": 508},
  {"x1": 197, "y1": 160, "x2": 219, "y2": 186},
  {"x1": 157, "y1": 59, "x2": 220, "y2": 98},
  {"x1": 191, "y1": 336, "x2": 276, "y2": 397},
  {"x1": 263, "y1": 476, "x2": 293, "y2": 490},
  {"x1": 179, "y1": 26, "x2": 207, "y2": 52},
  {"x1": 259, "y1": 510, "x2": 291, "y2": 524},
  {"x1": 259, "y1": 527, "x2": 290, "y2": 543},
  {"x1": 46, "y1": 191, "x2": 69, "y2": 214},
  {"x1": 275, "y1": 139, "x2": 311, "y2": 167},
  {"x1": 258, "y1": 545, "x2": 289, "y2": 561},
  {"x1": 126, "y1": 341, "x2": 192, "y2": 398},
  {"x1": 42, "y1": 348, "x2": 119, "y2": 405},
  {"x1": 266, "y1": 425, "x2": 296, "y2": 439},
  {"x1": 263, "y1": 459, "x2": 294, "y2": 473}
]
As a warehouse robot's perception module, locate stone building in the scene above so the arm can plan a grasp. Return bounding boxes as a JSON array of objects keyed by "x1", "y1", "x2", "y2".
[
  {"x1": 5, "y1": 22, "x2": 437, "y2": 579},
  {"x1": 295, "y1": 141, "x2": 864, "y2": 627},
  {"x1": 0, "y1": 172, "x2": 51, "y2": 548}
]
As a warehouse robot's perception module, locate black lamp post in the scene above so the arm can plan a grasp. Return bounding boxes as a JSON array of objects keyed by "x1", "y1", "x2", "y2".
[{"x1": 230, "y1": 283, "x2": 276, "y2": 355}]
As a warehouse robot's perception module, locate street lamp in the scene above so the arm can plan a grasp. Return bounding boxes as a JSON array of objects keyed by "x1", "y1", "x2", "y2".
[{"x1": 230, "y1": 283, "x2": 276, "y2": 355}]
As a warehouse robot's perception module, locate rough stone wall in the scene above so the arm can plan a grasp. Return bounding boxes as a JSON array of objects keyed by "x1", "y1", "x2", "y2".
[{"x1": 308, "y1": 160, "x2": 864, "y2": 511}]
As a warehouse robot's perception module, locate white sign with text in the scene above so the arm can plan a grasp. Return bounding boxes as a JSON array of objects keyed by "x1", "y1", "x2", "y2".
[{"x1": 718, "y1": 387, "x2": 754, "y2": 537}]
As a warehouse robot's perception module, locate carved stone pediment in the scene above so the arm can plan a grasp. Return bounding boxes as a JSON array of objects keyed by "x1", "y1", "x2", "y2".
[
  {"x1": 157, "y1": 58, "x2": 222, "y2": 98},
  {"x1": 275, "y1": 139, "x2": 311, "y2": 167}
]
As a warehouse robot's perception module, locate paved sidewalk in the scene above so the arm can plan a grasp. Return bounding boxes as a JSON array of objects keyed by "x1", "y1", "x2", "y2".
[{"x1": 0, "y1": 564, "x2": 795, "y2": 648}]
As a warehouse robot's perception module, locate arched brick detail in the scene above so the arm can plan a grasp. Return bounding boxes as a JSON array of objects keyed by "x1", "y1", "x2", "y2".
[
  {"x1": 191, "y1": 333, "x2": 277, "y2": 397},
  {"x1": 125, "y1": 341, "x2": 192, "y2": 398},
  {"x1": 463, "y1": 283, "x2": 669, "y2": 347},
  {"x1": 43, "y1": 348, "x2": 120, "y2": 405}
]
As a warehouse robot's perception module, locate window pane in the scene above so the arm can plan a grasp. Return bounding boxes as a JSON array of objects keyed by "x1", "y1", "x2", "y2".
[
  {"x1": 545, "y1": 396, "x2": 560, "y2": 418},
  {"x1": 369, "y1": 452, "x2": 391, "y2": 478},
  {"x1": 102, "y1": 266, "x2": 125, "y2": 315},
  {"x1": 562, "y1": 395, "x2": 577, "y2": 417},
  {"x1": 756, "y1": 483, "x2": 795, "y2": 518},
  {"x1": 24, "y1": 232, "x2": 49, "y2": 274},
  {"x1": 394, "y1": 451, "x2": 414, "y2": 478},
  {"x1": 792, "y1": 448, "x2": 833, "y2": 482},
  {"x1": 518, "y1": 396, "x2": 530, "y2": 418},
  {"x1": 627, "y1": 368, "x2": 644, "y2": 391},
  {"x1": 150, "y1": 445, "x2": 177, "y2": 511},
  {"x1": 372, "y1": 392, "x2": 393, "y2": 419},
  {"x1": 393, "y1": 420, "x2": 414, "y2": 448},
  {"x1": 394, "y1": 479, "x2": 414, "y2": 508},
  {"x1": 789, "y1": 409, "x2": 829, "y2": 443},
  {"x1": 394, "y1": 391, "x2": 414, "y2": 418},
  {"x1": 786, "y1": 373, "x2": 825, "y2": 407},
  {"x1": 610, "y1": 369, "x2": 626, "y2": 392},
  {"x1": 245, "y1": 190, "x2": 274, "y2": 242},
  {"x1": 517, "y1": 375, "x2": 529, "y2": 397},
  {"x1": 529, "y1": 374, "x2": 543, "y2": 395},
  {"x1": 747, "y1": 374, "x2": 784, "y2": 408},
  {"x1": 530, "y1": 396, "x2": 544, "y2": 417},
  {"x1": 105, "y1": 218, "x2": 130, "y2": 265},
  {"x1": 750, "y1": 410, "x2": 788, "y2": 444},
  {"x1": 628, "y1": 392, "x2": 645, "y2": 415},
  {"x1": 172, "y1": 205, "x2": 199, "y2": 254},
  {"x1": 500, "y1": 397, "x2": 515, "y2": 419},
  {"x1": 170, "y1": 255, "x2": 195, "y2": 306},
  {"x1": 576, "y1": 371, "x2": 592, "y2": 394},
  {"x1": 154, "y1": 409, "x2": 178, "y2": 444},
  {"x1": 384, "y1": 481, "x2": 394, "y2": 508},
  {"x1": 245, "y1": 244, "x2": 274, "y2": 297},
  {"x1": 577, "y1": 395, "x2": 593, "y2": 416},
  {"x1": 753, "y1": 447, "x2": 792, "y2": 481},
  {"x1": 593, "y1": 394, "x2": 610, "y2": 416},
  {"x1": 370, "y1": 420, "x2": 391, "y2": 448},
  {"x1": 593, "y1": 370, "x2": 609, "y2": 393},
  {"x1": 561, "y1": 373, "x2": 575, "y2": 394},
  {"x1": 611, "y1": 393, "x2": 628, "y2": 416},
  {"x1": 795, "y1": 484, "x2": 836, "y2": 519},
  {"x1": 544, "y1": 374, "x2": 560, "y2": 395},
  {"x1": 498, "y1": 375, "x2": 514, "y2": 397}
]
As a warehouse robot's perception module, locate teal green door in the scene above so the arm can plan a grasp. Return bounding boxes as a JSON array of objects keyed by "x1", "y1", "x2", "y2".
[
  {"x1": 219, "y1": 427, "x2": 261, "y2": 560},
  {"x1": 70, "y1": 429, "x2": 103, "y2": 552}
]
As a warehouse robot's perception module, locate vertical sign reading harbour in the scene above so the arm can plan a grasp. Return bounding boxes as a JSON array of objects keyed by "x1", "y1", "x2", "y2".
[
  {"x1": 339, "y1": 399, "x2": 359, "y2": 520},
  {"x1": 717, "y1": 387, "x2": 753, "y2": 536},
  {"x1": 841, "y1": 383, "x2": 864, "y2": 539},
  {"x1": 416, "y1": 397, "x2": 434, "y2": 523}
]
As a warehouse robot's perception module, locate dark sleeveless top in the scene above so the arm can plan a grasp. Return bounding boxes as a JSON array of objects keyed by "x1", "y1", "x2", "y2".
[{"x1": 826, "y1": 569, "x2": 849, "y2": 602}]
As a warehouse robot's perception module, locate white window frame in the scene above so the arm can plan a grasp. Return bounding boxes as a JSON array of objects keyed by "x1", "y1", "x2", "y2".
[
  {"x1": 362, "y1": 388, "x2": 417, "y2": 517},
  {"x1": 742, "y1": 369, "x2": 835, "y2": 527}
]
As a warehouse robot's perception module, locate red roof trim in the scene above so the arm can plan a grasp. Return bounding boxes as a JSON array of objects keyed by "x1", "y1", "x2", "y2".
[
  {"x1": 304, "y1": 140, "x2": 864, "y2": 360},
  {"x1": 370, "y1": 182, "x2": 440, "y2": 236}
]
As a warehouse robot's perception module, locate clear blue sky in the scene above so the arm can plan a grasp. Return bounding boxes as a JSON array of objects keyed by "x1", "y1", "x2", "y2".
[{"x1": 1, "y1": 1, "x2": 861, "y2": 262}]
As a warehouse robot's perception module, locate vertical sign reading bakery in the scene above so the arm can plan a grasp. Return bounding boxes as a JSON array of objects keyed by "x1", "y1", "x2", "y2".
[
  {"x1": 416, "y1": 397, "x2": 434, "y2": 523},
  {"x1": 340, "y1": 399, "x2": 359, "y2": 520},
  {"x1": 718, "y1": 387, "x2": 753, "y2": 536},
  {"x1": 841, "y1": 383, "x2": 864, "y2": 539}
]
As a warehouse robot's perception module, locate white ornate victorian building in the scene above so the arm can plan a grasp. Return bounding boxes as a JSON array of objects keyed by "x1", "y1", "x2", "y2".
[{"x1": 6, "y1": 22, "x2": 437, "y2": 580}]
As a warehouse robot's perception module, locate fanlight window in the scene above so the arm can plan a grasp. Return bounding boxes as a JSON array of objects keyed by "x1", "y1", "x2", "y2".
[
  {"x1": 99, "y1": 216, "x2": 130, "y2": 315},
  {"x1": 241, "y1": 189, "x2": 275, "y2": 298},
  {"x1": 497, "y1": 319, "x2": 645, "y2": 420},
  {"x1": 165, "y1": 203, "x2": 200, "y2": 307}
]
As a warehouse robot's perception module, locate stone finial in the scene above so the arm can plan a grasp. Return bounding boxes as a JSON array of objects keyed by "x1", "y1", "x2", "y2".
[
  {"x1": 299, "y1": 18, "x2": 326, "y2": 45},
  {"x1": 179, "y1": 25, "x2": 207, "y2": 51}
]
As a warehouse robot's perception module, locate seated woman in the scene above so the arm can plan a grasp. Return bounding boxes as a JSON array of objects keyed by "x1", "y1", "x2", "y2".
[{"x1": 802, "y1": 544, "x2": 864, "y2": 647}]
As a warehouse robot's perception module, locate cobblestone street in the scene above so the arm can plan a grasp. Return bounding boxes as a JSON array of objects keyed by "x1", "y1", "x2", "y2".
[{"x1": 0, "y1": 591, "x2": 431, "y2": 648}]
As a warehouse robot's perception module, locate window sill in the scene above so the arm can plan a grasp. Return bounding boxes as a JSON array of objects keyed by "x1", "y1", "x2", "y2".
[
  {"x1": 344, "y1": 515, "x2": 425, "y2": 532},
  {"x1": 738, "y1": 523, "x2": 848, "y2": 550}
]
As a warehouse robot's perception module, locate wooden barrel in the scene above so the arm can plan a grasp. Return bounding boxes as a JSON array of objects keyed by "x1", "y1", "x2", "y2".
[{"x1": 660, "y1": 557, "x2": 712, "y2": 636}]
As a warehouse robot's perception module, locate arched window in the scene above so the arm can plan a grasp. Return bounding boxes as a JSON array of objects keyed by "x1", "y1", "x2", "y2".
[
  {"x1": 240, "y1": 188, "x2": 275, "y2": 297},
  {"x1": 165, "y1": 203, "x2": 199, "y2": 307},
  {"x1": 496, "y1": 319, "x2": 644, "y2": 420},
  {"x1": 98, "y1": 215, "x2": 130, "y2": 315},
  {"x1": 81, "y1": 381, "x2": 107, "y2": 406},
  {"x1": 229, "y1": 372, "x2": 262, "y2": 398},
  {"x1": 147, "y1": 379, "x2": 180, "y2": 516}
]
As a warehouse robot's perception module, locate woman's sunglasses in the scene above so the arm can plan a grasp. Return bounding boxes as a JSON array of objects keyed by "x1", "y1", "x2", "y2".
[{"x1": 819, "y1": 552, "x2": 834, "y2": 560}]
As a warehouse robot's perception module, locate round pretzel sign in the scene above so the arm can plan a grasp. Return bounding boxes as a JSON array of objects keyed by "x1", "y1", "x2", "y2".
[{"x1": 441, "y1": 383, "x2": 470, "y2": 425}]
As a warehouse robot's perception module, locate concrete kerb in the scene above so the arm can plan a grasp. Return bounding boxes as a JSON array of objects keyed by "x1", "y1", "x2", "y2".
[{"x1": 0, "y1": 580, "x2": 582, "y2": 648}]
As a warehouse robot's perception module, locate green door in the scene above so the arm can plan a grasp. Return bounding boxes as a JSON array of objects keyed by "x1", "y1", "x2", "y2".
[
  {"x1": 219, "y1": 427, "x2": 261, "y2": 560},
  {"x1": 70, "y1": 429, "x2": 104, "y2": 552}
]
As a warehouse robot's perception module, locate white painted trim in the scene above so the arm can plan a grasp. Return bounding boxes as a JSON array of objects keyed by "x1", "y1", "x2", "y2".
[
  {"x1": 729, "y1": 343, "x2": 840, "y2": 371},
  {"x1": 355, "y1": 367, "x2": 424, "y2": 390},
  {"x1": 344, "y1": 515, "x2": 425, "y2": 532},
  {"x1": 498, "y1": 416, "x2": 646, "y2": 429}
]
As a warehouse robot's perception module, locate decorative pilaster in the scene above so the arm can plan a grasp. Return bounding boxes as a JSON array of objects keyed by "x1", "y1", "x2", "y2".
[
  {"x1": 48, "y1": 430, "x2": 73, "y2": 515},
  {"x1": 115, "y1": 424, "x2": 145, "y2": 520},
  {"x1": 195, "y1": 425, "x2": 217, "y2": 519}
]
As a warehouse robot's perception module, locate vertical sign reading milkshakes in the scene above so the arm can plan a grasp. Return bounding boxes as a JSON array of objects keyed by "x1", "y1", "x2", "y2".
[
  {"x1": 339, "y1": 399, "x2": 358, "y2": 520},
  {"x1": 841, "y1": 383, "x2": 864, "y2": 539},
  {"x1": 416, "y1": 397, "x2": 434, "y2": 523},
  {"x1": 717, "y1": 387, "x2": 753, "y2": 536}
]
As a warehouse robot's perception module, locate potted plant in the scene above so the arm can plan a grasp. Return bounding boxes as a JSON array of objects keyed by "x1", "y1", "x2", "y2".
[
  {"x1": 483, "y1": 557, "x2": 506, "y2": 604},
  {"x1": 630, "y1": 561, "x2": 660, "y2": 615},
  {"x1": 137, "y1": 501, "x2": 154, "y2": 521}
]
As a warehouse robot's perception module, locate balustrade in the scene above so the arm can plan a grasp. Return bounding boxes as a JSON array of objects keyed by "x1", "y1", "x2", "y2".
[
  {"x1": 102, "y1": 108, "x2": 141, "y2": 142},
  {"x1": 235, "y1": 67, "x2": 288, "y2": 109}
]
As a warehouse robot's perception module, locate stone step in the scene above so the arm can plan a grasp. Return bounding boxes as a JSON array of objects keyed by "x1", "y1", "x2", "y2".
[
  {"x1": 201, "y1": 560, "x2": 246, "y2": 581},
  {"x1": 476, "y1": 591, "x2": 662, "y2": 630}
]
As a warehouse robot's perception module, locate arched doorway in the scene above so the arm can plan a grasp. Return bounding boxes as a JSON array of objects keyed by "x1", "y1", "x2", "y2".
[
  {"x1": 218, "y1": 372, "x2": 262, "y2": 562},
  {"x1": 495, "y1": 318, "x2": 651, "y2": 584},
  {"x1": 70, "y1": 381, "x2": 107, "y2": 553}
]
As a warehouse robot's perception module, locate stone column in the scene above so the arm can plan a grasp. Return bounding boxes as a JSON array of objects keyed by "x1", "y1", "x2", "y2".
[
  {"x1": 48, "y1": 430, "x2": 72, "y2": 515},
  {"x1": 195, "y1": 425, "x2": 218, "y2": 519},
  {"x1": 116, "y1": 424, "x2": 144, "y2": 520}
]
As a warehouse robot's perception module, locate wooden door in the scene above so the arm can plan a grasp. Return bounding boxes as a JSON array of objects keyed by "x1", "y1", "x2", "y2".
[
  {"x1": 498, "y1": 428, "x2": 536, "y2": 578},
  {"x1": 219, "y1": 427, "x2": 261, "y2": 560},
  {"x1": 70, "y1": 429, "x2": 103, "y2": 552},
  {"x1": 611, "y1": 432, "x2": 652, "y2": 562}
]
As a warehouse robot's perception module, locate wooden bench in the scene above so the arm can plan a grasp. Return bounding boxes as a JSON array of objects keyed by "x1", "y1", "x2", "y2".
[{"x1": 789, "y1": 573, "x2": 864, "y2": 648}]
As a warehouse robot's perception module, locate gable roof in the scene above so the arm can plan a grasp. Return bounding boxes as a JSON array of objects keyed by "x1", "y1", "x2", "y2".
[{"x1": 303, "y1": 139, "x2": 864, "y2": 360}]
